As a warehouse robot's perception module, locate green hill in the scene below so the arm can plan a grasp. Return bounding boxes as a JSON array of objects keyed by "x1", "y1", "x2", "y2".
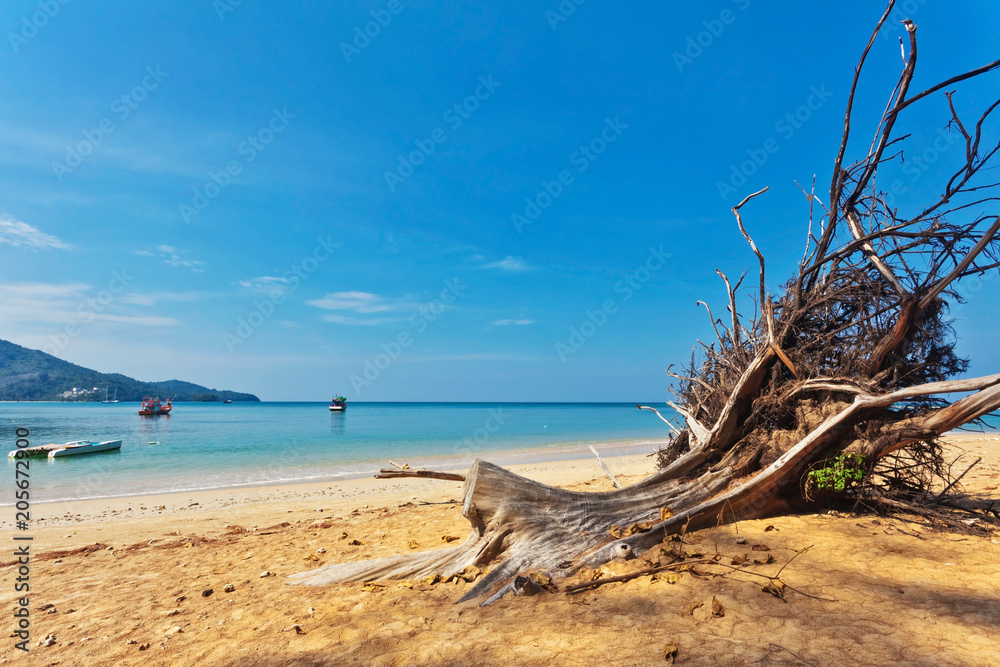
[{"x1": 0, "y1": 338, "x2": 260, "y2": 402}]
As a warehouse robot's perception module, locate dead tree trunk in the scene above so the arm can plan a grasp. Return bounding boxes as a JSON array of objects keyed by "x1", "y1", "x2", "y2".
[
  {"x1": 289, "y1": 460, "x2": 730, "y2": 602},
  {"x1": 290, "y1": 2, "x2": 1000, "y2": 604}
]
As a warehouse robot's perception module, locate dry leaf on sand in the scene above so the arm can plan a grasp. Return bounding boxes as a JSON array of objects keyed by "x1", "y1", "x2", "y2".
[{"x1": 711, "y1": 596, "x2": 725, "y2": 617}]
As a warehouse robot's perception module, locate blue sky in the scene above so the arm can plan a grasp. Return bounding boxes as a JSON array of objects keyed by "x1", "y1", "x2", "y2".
[{"x1": 1, "y1": 1, "x2": 998, "y2": 401}]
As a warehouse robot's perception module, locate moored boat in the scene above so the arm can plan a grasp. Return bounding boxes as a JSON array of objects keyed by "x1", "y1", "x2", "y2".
[
  {"x1": 329, "y1": 395, "x2": 347, "y2": 411},
  {"x1": 10, "y1": 439, "x2": 122, "y2": 458},
  {"x1": 139, "y1": 397, "x2": 172, "y2": 416},
  {"x1": 49, "y1": 439, "x2": 122, "y2": 458}
]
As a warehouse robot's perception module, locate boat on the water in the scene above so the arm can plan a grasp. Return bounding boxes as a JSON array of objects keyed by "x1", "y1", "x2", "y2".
[
  {"x1": 223, "y1": 399, "x2": 232, "y2": 404},
  {"x1": 329, "y1": 395, "x2": 347, "y2": 411},
  {"x1": 139, "y1": 397, "x2": 172, "y2": 416},
  {"x1": 102, "y1": 387, "x2": 120, "y2": 403},
  {"x1": 10, "y1": 439, "x2": 122, "y2": 459}
]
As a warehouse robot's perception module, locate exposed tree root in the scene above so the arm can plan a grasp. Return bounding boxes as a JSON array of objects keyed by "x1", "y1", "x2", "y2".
[{"x1": 288, "y1": 459, "x2": 731, "y2": 602}]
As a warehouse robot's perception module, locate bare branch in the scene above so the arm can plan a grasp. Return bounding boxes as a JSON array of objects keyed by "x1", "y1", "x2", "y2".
[
  {"x1": 844, "y1": 20, "x2": 918, "y2": 210},
  {"x1": 844, "y1": 206, "x2": 909, "y2": 295},
  {"x1": 822, "y1": 0, "x2": 898, "y2": 263},
  {"x1": 375, "y1": 469, "x2": 466, "y2": 482},
  {"x1": 716, "y1": 268, "x2": 743, "y2": 349},
  {"x1": 732, "y1": 186, "x2": 770, "y2": 326},
  {"x1": 636, "y1": 404, "x2": 681, "y2": 435},
  {"x1": 795, "y1": 177, "x2": 818, "y2": 266},
  {"x1": 667, "y1": 401, "x2": 711, "y2": 445},
  {"x1": 886, "y1": 57, "x2": 1000, "y2": 118},
  {"x1": 697, "y1": 300, "x2": 728, "y2": 348},
  {"x1": 918, "y1": 216, "x2": 1000, "y2": 310}
]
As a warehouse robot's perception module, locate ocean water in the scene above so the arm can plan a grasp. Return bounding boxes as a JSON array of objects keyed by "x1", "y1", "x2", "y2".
[{"x1": 1, "y1": 402, "x2": 676, "y2": 503}]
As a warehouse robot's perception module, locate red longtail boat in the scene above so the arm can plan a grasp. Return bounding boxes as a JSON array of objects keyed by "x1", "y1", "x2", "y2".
[{"x1": 138, "y1": 397, "x2": 172, "y2": 416}]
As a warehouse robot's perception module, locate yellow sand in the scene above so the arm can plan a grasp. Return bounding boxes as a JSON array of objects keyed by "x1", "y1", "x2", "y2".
[{"x1": 1, "y1": 435, "x2": 998, "y2": 665}]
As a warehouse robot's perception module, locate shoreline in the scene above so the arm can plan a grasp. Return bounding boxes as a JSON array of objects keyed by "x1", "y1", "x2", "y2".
[
  {"x1": 2, "y1": 451, "x2": 660, "y2": 551},
  {"x1": 10, "y1": 426, "x2": 999, "y2": 508},
  {"x1": 8, "y1": 431, "x2": 999, "y2": 511},
  {"x1": 1, "y1": 439, "x2": 667, "y2": 507},
  {"x1": 0, "y1": 400, "x2": 671, "y2": 403},
  {"x1": 8, "y1": 431, "x2": 996, "y2": 534}
]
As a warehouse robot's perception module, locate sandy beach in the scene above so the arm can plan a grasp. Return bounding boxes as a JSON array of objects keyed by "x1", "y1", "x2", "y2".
[{"x1": 2, "y1": 435, "x2": 998, "y2": 666}]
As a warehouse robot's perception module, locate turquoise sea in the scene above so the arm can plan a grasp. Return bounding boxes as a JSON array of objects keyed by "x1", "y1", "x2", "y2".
[{"x1": 1, "y1": 402, "x2": 677, "y2": 503}]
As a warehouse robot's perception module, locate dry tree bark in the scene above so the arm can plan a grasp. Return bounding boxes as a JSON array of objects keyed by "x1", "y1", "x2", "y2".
[{"x1": 290, "y1": 2, "x2": 1000, "y2": 604}]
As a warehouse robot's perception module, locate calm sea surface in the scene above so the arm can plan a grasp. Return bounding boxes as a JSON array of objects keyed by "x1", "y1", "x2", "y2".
[{"x1": 1, "y1": 402, "x2": 676, "y2": 503}]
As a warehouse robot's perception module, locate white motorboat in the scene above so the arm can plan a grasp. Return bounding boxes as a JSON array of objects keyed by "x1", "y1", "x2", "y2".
[{"x1": 10, "y1": 439, "x2": 123, "y2": 458}]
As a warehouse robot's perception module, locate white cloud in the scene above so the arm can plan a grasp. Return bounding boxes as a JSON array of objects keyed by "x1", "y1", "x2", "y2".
[
  {"x1": 134, "y1": 245, "x2": 206, "y2": 271},
  {"x1": 484, "y1": 256, "x2": 533, "y2": 272},
  {"x1": 404, "y1": 352, "x2": 549, "y2": 363},
  {"x1": 0, "y1": 119, "x2": 213, "y2": 179},
  {"x1": 237, "y1": 276, "x2": 292, "y2": 294},
  {"x1": 83, "y1": 313, "x2": 179, "y2": 326},
  {"x1": 307, "y1": 290, "x2": 426, "y2": 326},
  {"x1": 0, "y1": 215, "x2": 71, "y2": 250},
  {"x1": 0, "y1": 282, "x2": 90, "y2": 301},
  {"x1": 164, "y1": 254, "x2": 207, "y2": 271},
  {"x1": 320, "y1": 313, "x2": 402, "y2": 326},
  {"x1": 118, "y1": 293, "x2": 156, "y2": 306},
  {"x1": 119, "y1": 291, "x2": 209, "y2": 306},
  {"x1": 0, "y1": 282, "x2": 180, "y2": 328},
  {"x1": 307, "y1": 291, "x2": 394, "y2": 314},
  {"x1": 492, "y1": 319, "x2": 534, "y2": 326}
]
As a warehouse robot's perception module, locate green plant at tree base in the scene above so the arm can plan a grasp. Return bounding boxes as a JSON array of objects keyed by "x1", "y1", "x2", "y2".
[{"x1": 808, "y1": 452, "x2": 865, "y2": 492}]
